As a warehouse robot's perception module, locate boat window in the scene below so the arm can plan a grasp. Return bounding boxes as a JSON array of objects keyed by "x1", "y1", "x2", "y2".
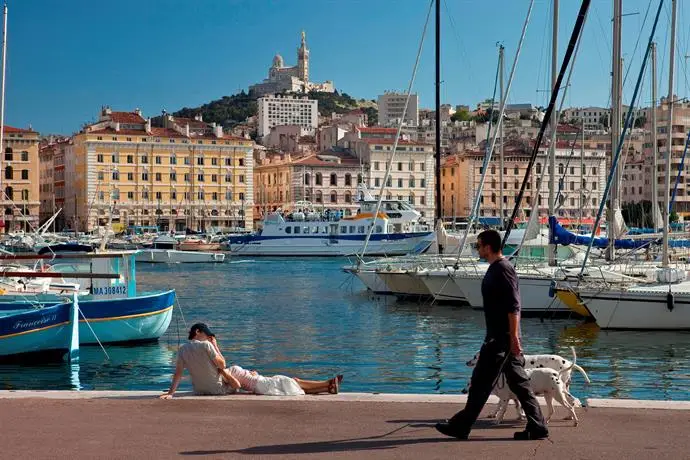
[
  {"x1": 387, "y1": 225, "x2": 393, "y2": 233},
  {"x1": 313, "y1": 227, "x2": 320, "y2": 234},
  {"x1": 294, "y1": 226, "x2": 301, "y2": 234},
  {"x1": 285, "y1": 227, "x2": 292, "y2": 234},
  {"x1": 322, "y1": 227, "x2": 329, "y2": 234},
  {"x1": 358, "y1": 226, "x2": 365, "y2": 233},
  {"x1": 303, "y1": 227, "x2": 310, "y2": 234},
  {"x1": 340, "y1": 226, "x2": 347, "y2": 233},
  {"x1": 349, "y1": 226, "x2": 356, "y2": 233},
  {"x1": 375, "y1": 225, "x2": 383, "y2": 233}
]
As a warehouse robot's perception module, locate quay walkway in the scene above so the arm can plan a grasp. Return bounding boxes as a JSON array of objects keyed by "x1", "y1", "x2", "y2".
[{"x1": 1, "y1": 391, "x2": 688, "y2": 459}]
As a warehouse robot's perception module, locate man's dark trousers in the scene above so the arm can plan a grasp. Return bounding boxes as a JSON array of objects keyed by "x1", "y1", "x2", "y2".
[{"x1": 448, "y1": 341, "x2": 548, "y2": 435}]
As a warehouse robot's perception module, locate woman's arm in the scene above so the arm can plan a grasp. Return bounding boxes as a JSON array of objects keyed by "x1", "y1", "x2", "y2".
[{"x1": 160, "y1": 359, "x2": 184, "y2": 399}]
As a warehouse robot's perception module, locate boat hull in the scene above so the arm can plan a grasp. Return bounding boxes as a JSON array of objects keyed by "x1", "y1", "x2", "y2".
[
  {"x1": 223, "y1": 232, "x2": 434, "y2": 257},
  {"x1": 135, "y1": 250, "x2": 225, "y2": 263},
  {"x1": 580, "y1": 288, "x2": 690, "y2": 330},
  {"x1": 376, "y1": 271, "x2": 433, "y2": 297},
  {"x1": 0, "y1": 303, "x2": 73, "y2": 362},
  {"x1": 0, "y1": 290, "x2": 175, "y2": 344},
  {"x1": 416, "y1": 270, "x2": 468, "y2": 303},
  {"x1": 344, "y1": 267, "x2": 393, "y2": 295}
]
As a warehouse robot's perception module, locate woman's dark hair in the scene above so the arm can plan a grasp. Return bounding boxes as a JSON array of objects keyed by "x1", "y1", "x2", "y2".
[{"x1": 477, "y1": 229, "x2": 502, "y2": 253}]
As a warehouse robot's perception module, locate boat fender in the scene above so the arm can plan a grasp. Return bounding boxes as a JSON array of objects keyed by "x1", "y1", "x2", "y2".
[
  {"x1": 548, "y1": 280, "x2": 556, "y2": 298},
  {"x1": 667, "y1": 291, "x2": 675, "y2": 312}
]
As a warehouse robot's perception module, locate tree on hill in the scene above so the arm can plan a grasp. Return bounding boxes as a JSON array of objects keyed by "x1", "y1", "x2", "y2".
[
  {"x1": 450, "y1": 109, "x2": 471, "y2": 122},
  {"x1": 173, "y1": 91, "x2": 257, "y2": 127}
]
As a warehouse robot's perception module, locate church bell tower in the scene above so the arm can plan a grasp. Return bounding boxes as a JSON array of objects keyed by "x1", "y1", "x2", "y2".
[{"x1": 297, "y1": 30, "x2": 309, "y2": 83}]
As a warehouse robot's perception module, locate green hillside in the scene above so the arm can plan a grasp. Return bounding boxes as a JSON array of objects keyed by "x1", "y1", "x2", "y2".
[{"x1": 171, "y1": 90, "x2": 378, "y2": 127}]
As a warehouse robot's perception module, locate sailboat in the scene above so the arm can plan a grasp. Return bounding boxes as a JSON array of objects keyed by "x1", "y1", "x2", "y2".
[{"x1": 562, "y1": 0, "x2": 690, "y2": 330}]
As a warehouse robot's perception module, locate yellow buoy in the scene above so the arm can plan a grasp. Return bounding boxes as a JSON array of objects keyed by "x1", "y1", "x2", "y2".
[{"x1": 555, "y1": 288, "x2": 592, "y2": 318}]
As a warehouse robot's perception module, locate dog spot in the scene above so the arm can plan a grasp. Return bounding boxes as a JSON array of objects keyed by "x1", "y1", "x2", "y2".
[
  {"x1": 530, "y1": 361, "x2": 535, "y2": 365},
  {"x1": 539, "y1": 364, "x2": 544, "y2": 368},
  {"x1": 562, "y1": 360, "x2": 566, "y2": 364}
]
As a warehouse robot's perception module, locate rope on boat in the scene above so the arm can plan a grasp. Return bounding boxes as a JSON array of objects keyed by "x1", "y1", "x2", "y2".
[
  {"x1": 78, "y1": 306, "x2": 110, "y2": 360},
  {"x1": 174, "y1": 296, "x2": 188, "y2": 329}
]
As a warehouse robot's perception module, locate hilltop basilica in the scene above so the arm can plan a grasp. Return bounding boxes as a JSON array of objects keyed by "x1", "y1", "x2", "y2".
[{"x1": 248, "y1": 31, "x2": 334, "y2": 97}]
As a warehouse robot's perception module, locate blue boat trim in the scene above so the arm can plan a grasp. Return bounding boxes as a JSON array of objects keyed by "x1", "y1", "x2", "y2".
[{"x1": 0, "y1": 303, "x2": 70, "y2": 339}]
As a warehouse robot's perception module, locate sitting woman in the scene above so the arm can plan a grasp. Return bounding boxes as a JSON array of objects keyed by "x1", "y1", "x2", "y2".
[{"x1": 160, "y1": 323, "x2": 342, "y2": 399}]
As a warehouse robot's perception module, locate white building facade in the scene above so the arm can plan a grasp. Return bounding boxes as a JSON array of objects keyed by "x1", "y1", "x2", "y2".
[
  {"x1": 257, "y1": 94, "x2": 318, "y2": 137},
  {"x1": 377, "y1": 92, "x2": 419, "y2": 127}
]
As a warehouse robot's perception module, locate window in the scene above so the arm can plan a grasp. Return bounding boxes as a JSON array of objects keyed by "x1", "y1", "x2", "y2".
[
  {"x1": 211, "y1": 174, "x2": 218, "y2": 183},
  {"x1": 170, "y1": 172, "x2": 177, "y2": 181},
  {"x1": 4, "y1": 186, "x2": 12, "y2": 199},
  {"x1": 225, "y1": 174, "x2": 232, "y2": 183},
  {"x1": 127, "y1": 172, "x2": 134, "y2": 181},
  {"x1": 375, "y1": 177, "x2": 380, "y2": 187},
  {"x1": 239, "y1": 175, "x2": 245, "y2": 183},
  {"x1": 559, "y1": 163, "x2": 564, "y2": 174},
  {"x1": 142, "y1": 172, "x2": 149, "y2": 181},
  {"x1": 211, "y1": 158, "x2": 218, "y2": 166},
  {"x1": 239, "y1": 192, "x2": 245, "y2": 201},
  {"x1": 197, "y1": 157, "x2": 204, "y2": 166},
  {"x1": 238, "y1": 159, "x2": 245, "y2": 166},
  {"x1": 98, "y1": 191, "x2": 104, "y2": 200},
  {"x1": 315, "y1": 191, "x2": 323, "y2": 203},
  {"x1": 330, "y1": 191, "x2": 337, "y2": 203},
  {"x1": 294, "y1": 226, "x2": 301, "y2": 234},
  {"x1": 374, "y1": 161, "x2": 380, "y2": 170},
  {"x1": 358, "y1": 226, "x2": 365, "y2": 233},
  {"x1": 184, "y1": 173, "x2": 191, "y2": 182},
  {"x1": 197, "y1": 191, "x2": 205, "y2": 200},
  {"x1": 420, "y1": 179, "x2": 426, "y2": 188},
  {"x1": 142, "y1": 190, "x2": 149, "y2": 200},
  {"x1": 155, "y1": 156, "x2": 162, "y2": 164},
  {"x1": 225, "y1": 191, "x2": 232, "y2": 200},
  {"x1": 170, "y1": 156, "x2": 177, "y2": 165},
  {"x1": 409, "y1": 177, "x2": 415, "y2": 187},
  {"x1": 4, "y1": 148, "x2": 12, "y2": 161},
  {"x1": 330, "y1": 173, "x2": 337, "y2": 186},
  {"x1": 141, "y1": 155, "x2": 148, "y2": 164},
  {"x1": 420, "y1": 162, "x2": 425, "y2": 171},
  {"x1": 514, "y1": 165, "x2": 519, "y2": 175},
  {"x1": 197, "y1": 174, "x2": 204, "y2": 182},
  {"x1": 97, "y1": 154, "x2": 104, "y2": 163},
  {"x1": 172, "y1": 191, "x2": 177, "y2": 200},
  {"x1": 315, "y1": 173, "x2": 323, "y2": 185},
  {"x1": 212, "y1": 192, "x2": 218, "y2": 201},
  {"x1": 127, "y1": 155, "x2": 134, "y2": 164},
  {"x1": 225, "y1": 158, "x2": 232, "y2": 166},
  {"x1": 112, "y1": 153, "x2": 119, "y2": 163},
  {"x1": 184, "y1": 157, "x2": 190, "y2": 165},
  {"x1": 21, "y1": 189, "x2": 29, "y2": 200},
  {"x1": 340, "y1": 226, "x2": 347, "y2": 234},
  {"x1": 386, "y1": 177, "x2": 392, "y2": 187},
  {"x1": 156, "y1": 191, "x2": 162, "y2": 200},
  {"x1": 409, "y1": 161, "x2": 415, "y2": 172},
  {"x1": 345, "y1": 192, "x2": 352, "y2": 203},
  {"x1": 127, "y1": 191, "x2": 134, "y2": 200},
  {"x1": 97, "y1": 171, "x2": 104, "y2": 181},
  {"x1": 397, "y1": 178, "x2": 403, "y2": 188},
  {"x1": 155, "y1": 172, "x2": 162, "y2": 181},
  {"x1": 408, "y1": 195, "x2": 414, "y2": 204},
  {"x1": 491, "y1": 165, "x2": 496, "y2": 174},
  {"x1": 285, "y1": 227, "x2": 292, "y2": 234},
  {"x1": 536, "y1": 163, "x2": 542, "y2": 174},
  {"x1": 592, "y1": 167, "x2": 597, "y2": 175},
  {"x1": 112, "y1": 170, "x2": 119, "y2": 180},
  {"x1": 397, "y1": 162, "x2": 403, "y2": 171}
]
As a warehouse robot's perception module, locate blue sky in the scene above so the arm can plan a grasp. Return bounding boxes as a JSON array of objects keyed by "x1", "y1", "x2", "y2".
[{"x1": 4, "y1": 0, "x2": 690, "y2": 134}]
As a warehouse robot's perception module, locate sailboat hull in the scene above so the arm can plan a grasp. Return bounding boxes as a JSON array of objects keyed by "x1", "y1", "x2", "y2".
[
  {"x1": 416, "y1": 270, "x2": 469, "y2": 303},
  {"x1": 376, "y1": 270, "x2": 433, "y2": 298},
  {"x1": 581, "y1": 288, "x2": 690, "y2": 330}
]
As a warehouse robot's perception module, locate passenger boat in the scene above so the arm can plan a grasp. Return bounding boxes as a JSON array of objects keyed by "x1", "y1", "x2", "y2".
[{"x1": 222, "y1": 186, "x2": 434, "y2": 257}]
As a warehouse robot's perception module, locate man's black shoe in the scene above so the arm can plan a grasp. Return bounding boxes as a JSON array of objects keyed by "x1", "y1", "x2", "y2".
[
  {"x1": 435, "y1": 422, "x2": 469, "y2": 440},
  {"x1": 513, "y1": 429, "x2": 549, "y2": 440}
]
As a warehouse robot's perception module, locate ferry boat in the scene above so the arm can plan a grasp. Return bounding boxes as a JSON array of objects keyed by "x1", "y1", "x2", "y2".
[{"x1": 222, "y1": 187, "x2": 434, "y2": 257}]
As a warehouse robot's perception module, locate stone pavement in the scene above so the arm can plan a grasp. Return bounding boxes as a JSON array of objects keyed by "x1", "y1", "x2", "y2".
[{"x1": 1, "y1": 391, "x2": 688, "y2": 459}]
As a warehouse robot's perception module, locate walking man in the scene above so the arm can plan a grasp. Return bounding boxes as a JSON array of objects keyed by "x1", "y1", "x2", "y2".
[{"x1": 435, "y1": 229, "x2": 549, "y2": 441}]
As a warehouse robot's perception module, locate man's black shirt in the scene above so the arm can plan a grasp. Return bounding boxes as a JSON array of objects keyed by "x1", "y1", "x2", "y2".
[{"x1": 481, "y1": 257, "x2": 521, "y2": 345}]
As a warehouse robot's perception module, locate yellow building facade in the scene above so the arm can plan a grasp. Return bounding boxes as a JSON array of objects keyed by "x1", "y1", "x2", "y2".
[
  {"x1": 2, "y1": 126, "x2": 40, "y2": 232},
  {"x1": 66, "y1": 108, "x2": 254, "y2": 232}
]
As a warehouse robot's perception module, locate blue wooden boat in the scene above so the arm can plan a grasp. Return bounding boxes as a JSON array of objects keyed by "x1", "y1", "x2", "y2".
[
  {"x1": 0, "y1": 252, "x2": 175, "y2": 345},
  {"x1": 0, "y1": 296, "x2": 79, "y2": 363}
]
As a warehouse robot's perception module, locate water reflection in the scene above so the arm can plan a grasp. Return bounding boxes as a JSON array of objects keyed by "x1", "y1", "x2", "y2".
[{"x1": 1, "y1": 258, "x2": 689, "y2": 400}]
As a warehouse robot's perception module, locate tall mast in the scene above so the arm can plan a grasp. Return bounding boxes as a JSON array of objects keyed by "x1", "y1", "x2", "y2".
[
  {"x1": 434, "y1": 0, "x2": 441, "y2": 224},
  {"x1": 651, "y1": 42, "x2": 659, "y2": 230},
  {"x1": 608, "y1": 0, "x2": 622, "y2": 261},
  {"x1": 663, "y1": 0, "x2": 677, "y2": 267},
  {"x1": 547, "y1": 0, "x2": 558, "y2": 266},
  {"x1": 499, "y1": 45, "x2": 505, "y2": 226},
  {"x1": 579, "y1": 116, "x2": 584, "y2": 227},
  {"x1": 0, "y1": 2, "x2": 7, "y2": 211}
]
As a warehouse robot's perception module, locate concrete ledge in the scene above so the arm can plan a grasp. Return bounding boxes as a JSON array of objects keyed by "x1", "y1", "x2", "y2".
[{"x1": 2, "y1": 390, "x2": 690, "y2": 410}]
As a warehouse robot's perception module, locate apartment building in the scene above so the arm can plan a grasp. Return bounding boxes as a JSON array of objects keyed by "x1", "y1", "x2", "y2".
[
  {"x1": 38, "y1": 137, "x2": 71, "y2": 229},
  {"x1": 257, "y1": 94, "x2": 318, "y2": 137},
  {"x1": 377, "y1": 92, "x2": 419, "y2": 127},
  {"x1": 65, "y1": 107, "x2": 254, "y2": 232},
  {"x1": 1, "y1": 126, "x2": 40, "y2": 231}
]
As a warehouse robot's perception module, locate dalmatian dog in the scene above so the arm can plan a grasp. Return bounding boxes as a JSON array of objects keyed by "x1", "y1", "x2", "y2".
[
  {"x1": 463, "y1": 346, "x2": 590, "y2": 392},
  {"x1": 493, "y1": 364, "x2": 581, "y2": 426}
]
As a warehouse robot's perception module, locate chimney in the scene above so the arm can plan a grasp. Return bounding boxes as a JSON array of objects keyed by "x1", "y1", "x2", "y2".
[
  {"x1": 194, "y1": 113, "x2": 203, "y2": 122},
  {"x1": 114, "y1": 122, "x2": 121, "y2": 132},
  {"x1": 134, "y1": 108, "x2": 142, "y2": 117},
  {"x1": 185, "y1": 124, "x2": 190, "y2": 137},
  {"x1": 215, "y1": 124, "x2": 223, "y2": 138},
  {"x1": 145, "y1": 118, "x2": 152, "y2": 134}
]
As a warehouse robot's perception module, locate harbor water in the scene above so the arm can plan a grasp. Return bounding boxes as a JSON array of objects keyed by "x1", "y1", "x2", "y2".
[{"x1": 1, "y1": 258, "x2": 690, "y2": 400}]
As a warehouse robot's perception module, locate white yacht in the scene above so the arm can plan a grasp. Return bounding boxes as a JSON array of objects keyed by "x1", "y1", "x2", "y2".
[
  {"x1": 135, "y1": 235, "x2": 225, "y2": 263},
  {"x1": 222, "y1": 186, "x2": 434, "y2": 257}
]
